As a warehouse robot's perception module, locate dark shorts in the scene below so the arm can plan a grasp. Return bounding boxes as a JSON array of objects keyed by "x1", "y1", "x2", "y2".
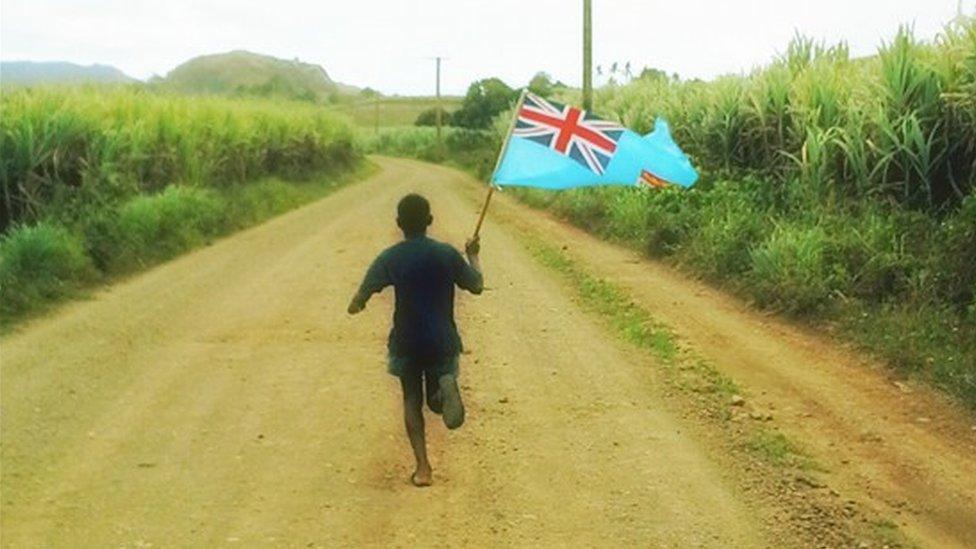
[{"x1": 388, "y1": 354, "x2": 459, "y2": 379}]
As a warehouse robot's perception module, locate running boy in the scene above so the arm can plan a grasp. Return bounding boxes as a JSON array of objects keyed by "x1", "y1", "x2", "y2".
[{"x1": 347, "y1": 193, "x2": 483, "y2": 487}]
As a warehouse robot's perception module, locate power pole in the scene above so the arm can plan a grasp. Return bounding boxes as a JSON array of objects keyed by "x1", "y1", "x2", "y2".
[
  {"x1": 582, "y1": 0, "x2": 593, "y2": 111},
  {"x1": 434, "y1": 56, "x2": 444, "y2": 144}
]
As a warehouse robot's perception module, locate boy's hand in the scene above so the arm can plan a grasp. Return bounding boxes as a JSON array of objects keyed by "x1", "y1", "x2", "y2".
[
  {"x1": 347, "y1": 299, "x2": 365, "y2": 315},
  {"x1": 465, "y1": 236, "x2": 481, "y2": 256}
]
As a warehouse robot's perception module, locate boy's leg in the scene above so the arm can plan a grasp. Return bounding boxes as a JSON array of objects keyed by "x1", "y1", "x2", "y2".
[
  {"x1": 399, "y1": 373, "x2": 432, "y2": 486},
  {"x1": 425, "y1": 372, "x2": 443, "y2": 414},
  {"x1": 437, "y1": 356, "x2": 464, "y2": 430}
]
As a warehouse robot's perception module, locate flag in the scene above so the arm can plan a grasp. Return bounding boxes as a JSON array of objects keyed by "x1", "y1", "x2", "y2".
[{"x1": 491, "y1": 92, "x2": 698, "y2": 190}]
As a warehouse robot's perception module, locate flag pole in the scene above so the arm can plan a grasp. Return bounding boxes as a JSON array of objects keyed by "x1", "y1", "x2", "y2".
[{"x1": 472, "y1": 88, "x2": 528, "y2": 239}]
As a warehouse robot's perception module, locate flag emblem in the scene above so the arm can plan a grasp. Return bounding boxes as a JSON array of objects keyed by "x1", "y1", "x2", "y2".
[
  {"x1": 638, "y1": 169, "x2": 671, "y2": 189},
  {"x1": 513, "y1": 93, "x2": 624, "y2": 175}
]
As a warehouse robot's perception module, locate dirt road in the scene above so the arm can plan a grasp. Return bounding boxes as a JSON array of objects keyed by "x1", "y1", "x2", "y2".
[{"x1": 2, "y1": 157, "x2": 974, "y2": 547}]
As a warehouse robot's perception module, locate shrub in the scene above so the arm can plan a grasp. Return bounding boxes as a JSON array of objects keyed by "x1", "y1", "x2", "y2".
[
  {"x1": 220, "y1": 178, "x2": 309, "y2": 230},
  {"x1": 553, "y1": 188, "x2": 610, "y2": 228},
  {"x1": 823, "y1": 209, "x2": 929, "y2": 302},
  {"x1": 641, "y1": 188, "x2": 701, "y2": 257},
  {"x1": 683, "y1": 181, "x2": 771, "y2": 278},
  {"x1": 938, "y1": 193, "x2": 976, "y2": 306},
  {"x1": 749, "y1": 224, "x2": 835, "y2": 314},
  {"x1": 0, "y1": 222, "x2": 96, "y2": 317},
  {"x1": 602, "y1": 189, "x2": 654, "y2": 244},
  {"x1": 361, "y1": 127, "x2": 499, "y2": 177},
  {"x1": 359, "y1": 127, "x2": 444, "y2": 162},
  {"x1": 444, "y1": 129, "x2": 499, "y2": 178},
  {"x1": 970, "y1": 282, "x2": 976, "y2": 322},
  {"x1": 452, "y1": 77, "x2": 519, "y2": 129},
  {"x1": 414, "y1": 107, "x2": 454, "y2": 127},
  {"x1": 84, "y1": 186, "x2": 225, "y2": 273}
]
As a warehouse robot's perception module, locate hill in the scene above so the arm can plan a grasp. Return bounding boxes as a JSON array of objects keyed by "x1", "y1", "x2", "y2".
[
  {"x1": 0, "y1": 61, "x2": 136, "y2": 85},
  {"x1": 160, "y1": 50, "x2": 358, "y2": 102}
]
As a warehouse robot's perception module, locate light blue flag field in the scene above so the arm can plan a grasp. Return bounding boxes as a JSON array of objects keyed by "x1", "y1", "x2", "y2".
[{"x1": 490, "y1": 91, "x2": 698, "y2": 190}]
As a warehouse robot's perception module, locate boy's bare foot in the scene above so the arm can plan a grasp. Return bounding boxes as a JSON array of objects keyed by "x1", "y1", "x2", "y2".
[
  {"x1": 411, "y1": 466, "x2": 433, "y2": 487},
  {"x1": 438, "y1": 374, "x2": 465, "y2": 430}
]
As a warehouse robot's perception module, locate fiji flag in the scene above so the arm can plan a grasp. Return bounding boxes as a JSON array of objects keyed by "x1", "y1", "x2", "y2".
[{"x1": 491, "y1": 92, "x2": 698, "y2": 189}]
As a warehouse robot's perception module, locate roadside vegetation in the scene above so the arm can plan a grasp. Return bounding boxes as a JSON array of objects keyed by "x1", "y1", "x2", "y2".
[
  {"x1": 355, "y1": 76, "x2": 524, "y2": 175},
  {"x1": 366, "y1": 19, "x2": 976, "y2": 408},
  {"x1": 337, "y1": 96, "x2": 463, "y2": 129},
  {"x1": 357, "y1": 126, "x2": 498, "y2": 177},
  {"x1": 0, "y1": 87, "x2": 361, "y2": 324}
]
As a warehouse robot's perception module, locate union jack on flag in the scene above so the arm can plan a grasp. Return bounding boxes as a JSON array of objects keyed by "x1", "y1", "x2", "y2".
[{"x1": 513, "y1": 92, "x2": 624, "y2": 175}]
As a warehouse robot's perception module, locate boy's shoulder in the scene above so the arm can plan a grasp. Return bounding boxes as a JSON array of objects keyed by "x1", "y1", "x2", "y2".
[
  {"x1": 380, "y1": 237, "x2": 460, "y2": 262},
  {"x1": 427, "y1": 237, "x2": 464, "y2": 260},
  {"x1": 391, "y1": 236, "x2": 457, "y2": 252}
]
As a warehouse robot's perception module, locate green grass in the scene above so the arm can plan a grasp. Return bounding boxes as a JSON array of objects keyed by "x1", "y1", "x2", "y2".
[
  {"x1": 870, "y1": 518, "x2": 911, "y2": 548},
  {"x1": 745, "y1": 430, "x2": 815, "y2": 469},
  {"x1": 527, "y1": 238, "x2": 678, "y2": 362}
]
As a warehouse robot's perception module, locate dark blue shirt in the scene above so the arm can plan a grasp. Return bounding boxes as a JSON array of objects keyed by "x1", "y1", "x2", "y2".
[{"x1": 353, "y1": 235, "x2": 483, "y2": 359}]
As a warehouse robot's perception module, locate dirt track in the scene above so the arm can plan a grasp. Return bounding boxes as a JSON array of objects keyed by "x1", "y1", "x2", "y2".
[{"x1": 2, "y1": 157, "x2": 974, "y2": 547}]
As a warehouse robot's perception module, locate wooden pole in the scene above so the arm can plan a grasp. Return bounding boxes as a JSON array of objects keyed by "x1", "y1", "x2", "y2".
[
  {"x1": 435, "y1": 56, "x2": 443, "y2": 145},
  {"x1": 471, "y1": 187, "x2": 495, "y2": 240},
  {"x1": 472, "y1": 89, "x2": 528, "y2": 239},
  {"x1": 582, "y1": 0, "x2": 593, "y2": 111}
]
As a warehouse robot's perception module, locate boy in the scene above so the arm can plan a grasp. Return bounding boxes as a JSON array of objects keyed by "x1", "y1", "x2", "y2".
[{"x1": 347, "y1": 193, "x2": 483, "y2": 487}]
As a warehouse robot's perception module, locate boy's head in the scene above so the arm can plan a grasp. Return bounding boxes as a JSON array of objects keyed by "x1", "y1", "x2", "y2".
[{"x1": 397, "y1": 193, "x2": 432, "y2": 237}]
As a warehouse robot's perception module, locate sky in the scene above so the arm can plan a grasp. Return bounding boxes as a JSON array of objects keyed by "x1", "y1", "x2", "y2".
[{"x1": 1, "y1": 0, "x2": 971, "y2": 95}]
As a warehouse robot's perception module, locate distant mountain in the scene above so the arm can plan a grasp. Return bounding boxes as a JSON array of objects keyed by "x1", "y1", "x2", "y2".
[
  {"x1": 0, "y1": 61, "x2": 136, "y2": 85},
  {"x1": 160, "y1": 50, "x2": 359, "y2": 102}
]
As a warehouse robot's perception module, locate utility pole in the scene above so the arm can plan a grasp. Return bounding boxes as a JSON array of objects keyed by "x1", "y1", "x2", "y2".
[
  {"x1": 434, "y1": 56, "x2": 444, "y2": 144},
  {"x1": 582, "y1": 0, "x2": 593, "y2": 111}
]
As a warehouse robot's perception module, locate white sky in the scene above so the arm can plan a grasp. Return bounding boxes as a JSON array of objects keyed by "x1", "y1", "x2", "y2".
[{"x1": 1, "y1": 0, "x2": 970, "y2": 95}]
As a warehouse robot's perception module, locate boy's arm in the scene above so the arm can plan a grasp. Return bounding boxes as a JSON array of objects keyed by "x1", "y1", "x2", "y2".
[
  {"x1": 456, "y1": 237, "x2": 484, "y2": 294},
  {"x1": 348, "y1": 254, "x2": 390, "y2": 314}
]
